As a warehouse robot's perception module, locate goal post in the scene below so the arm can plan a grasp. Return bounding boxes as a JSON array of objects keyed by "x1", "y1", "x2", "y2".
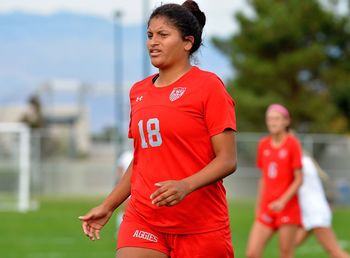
[{"x1": 0, "y1": 122, "x2": 31, "y2": 212}]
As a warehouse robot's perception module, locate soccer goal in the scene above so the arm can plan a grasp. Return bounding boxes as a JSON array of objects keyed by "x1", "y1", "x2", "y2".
[{"x1": 0, "y1": 122, "x2": 32, "y2": 212}]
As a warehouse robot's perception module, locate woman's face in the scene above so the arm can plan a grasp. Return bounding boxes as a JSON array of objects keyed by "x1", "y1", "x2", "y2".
[
  {"x1": 147, "y1": 16, "x2": 193, "y2": 69},
  {"x1": 266, "y1": 110, "x2": 289, "y2": 135}
]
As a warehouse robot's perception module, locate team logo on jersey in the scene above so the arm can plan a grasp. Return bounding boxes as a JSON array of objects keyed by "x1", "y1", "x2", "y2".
[
  {"x1": 278, "y1": 149, "x2": 288, "y2": 159},
  {"x1": 263, "y1": 149, "x2": 271, "y2": 156},
  {"x1": 169, "y1": 87, "x2": 186, "y2": 102}
]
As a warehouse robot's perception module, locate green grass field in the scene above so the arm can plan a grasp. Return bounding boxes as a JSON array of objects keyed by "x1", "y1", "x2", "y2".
[{"x1": 0, "y1": 197, "x2": 349, "y2": 258}]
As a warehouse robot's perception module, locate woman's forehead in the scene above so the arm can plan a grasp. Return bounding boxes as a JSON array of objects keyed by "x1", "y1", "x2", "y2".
[
  {"x1": 266, "y1": 110, "x2": 285, "y2": 118},
  {"x1": 148, "y1": 16, "x2": 176, "y2": 30}
]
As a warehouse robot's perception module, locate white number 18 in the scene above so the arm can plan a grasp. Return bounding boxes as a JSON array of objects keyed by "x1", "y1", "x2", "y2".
[{"x1": 138, "y1": 118, "x2": 162, "y2": 148}]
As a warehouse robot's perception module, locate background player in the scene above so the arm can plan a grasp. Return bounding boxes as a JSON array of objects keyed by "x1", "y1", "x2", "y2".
[
  {"x1": 246, "y1": 104, "x2": 303, "y2": 258},
  {"x1": 296, "y1": 152, "x2": 350, "y2": 258},
  {"x1": 79, "y1": 1, "x2": 237, "y2": 257}
]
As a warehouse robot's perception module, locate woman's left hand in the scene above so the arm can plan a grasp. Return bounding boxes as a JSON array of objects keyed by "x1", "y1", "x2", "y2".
[
  {"x1": 268, "y1": 199, "x2": 285, "y2": 212},
  {"x1": 150, "y1": 180, "x2": 190, "y2": 207}
]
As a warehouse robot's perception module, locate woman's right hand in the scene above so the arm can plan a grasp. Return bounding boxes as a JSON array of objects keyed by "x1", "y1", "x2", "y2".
[{"x1": 78, "y1": 204, "x2": 114, "y2": 241}]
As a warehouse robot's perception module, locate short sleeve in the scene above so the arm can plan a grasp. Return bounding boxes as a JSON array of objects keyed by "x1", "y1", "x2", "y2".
[
  {"x1": 128, "y1": 89, "x2": 134, "y2": 139},
  {"x1": 291, "y1": 138, "x2": 303, "y2": 169},
  {"x1": 202, "y1": 75, "x2": 236, "y2": 136},
  {"x1": 128, "y1": 111, "x2": 133, "y2": 139}
]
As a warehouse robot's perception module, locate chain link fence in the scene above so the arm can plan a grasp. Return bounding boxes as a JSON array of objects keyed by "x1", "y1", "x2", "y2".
[{"x1": 26, "y1": 132, "x2": 350, "y2": 206}]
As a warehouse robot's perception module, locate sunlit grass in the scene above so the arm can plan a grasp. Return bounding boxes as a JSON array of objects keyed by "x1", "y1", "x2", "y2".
[{"x1": 0, "y1": 197, "x2": 349, "y2": 258}]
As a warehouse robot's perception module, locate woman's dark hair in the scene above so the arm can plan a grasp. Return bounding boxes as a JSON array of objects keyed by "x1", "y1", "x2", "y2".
[{"x1": 148, "y1": 0, "x2": 206, "y2": 55}]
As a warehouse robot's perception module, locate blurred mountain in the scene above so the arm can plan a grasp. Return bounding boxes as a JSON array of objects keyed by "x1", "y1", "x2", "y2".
[{"x1": 0, "y1": 12, "x2": 232, "y2": 132}]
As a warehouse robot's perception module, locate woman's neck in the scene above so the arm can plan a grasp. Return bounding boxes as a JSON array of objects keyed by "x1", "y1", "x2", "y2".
[
  {"x1": 271, "y1": 131, "x2": 288, "y2": 147},
  {"x1": 155, "y1": 62, "x2": 192, "y2": 87}
]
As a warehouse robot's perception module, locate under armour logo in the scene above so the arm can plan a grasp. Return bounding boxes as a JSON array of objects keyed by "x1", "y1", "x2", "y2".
[{"x1": 136, "y1": 96, "x2": 143, "y2": 102}]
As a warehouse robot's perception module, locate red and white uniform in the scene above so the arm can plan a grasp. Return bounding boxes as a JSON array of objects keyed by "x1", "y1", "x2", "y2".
[
  {"x1": 256, "y1": 134, "x2": 302, "y2": 228},
  {"x1": 125, "y1": 66, "x2": 236, "y2": 234}
]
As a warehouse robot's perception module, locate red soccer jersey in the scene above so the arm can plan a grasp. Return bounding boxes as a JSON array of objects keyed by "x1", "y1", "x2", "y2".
[
  {"x1": 127, "y1": 66, "x2": 236, "y2": 234},
  {"x1": 256, "y1": 134, "x2": 303, "y2": 204}
]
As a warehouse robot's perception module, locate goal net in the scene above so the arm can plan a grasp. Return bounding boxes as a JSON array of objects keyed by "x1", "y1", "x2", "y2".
[{"x1": 0, "y1": 123, "x2": 32, "y2": 212}]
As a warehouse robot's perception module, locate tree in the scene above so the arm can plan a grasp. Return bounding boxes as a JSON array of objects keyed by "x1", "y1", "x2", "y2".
[{"x1": 213, "y1": 0, "x2": 350, "y2": 133}]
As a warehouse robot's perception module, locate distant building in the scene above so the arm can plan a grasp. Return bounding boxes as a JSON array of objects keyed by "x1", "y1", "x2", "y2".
[{"x1": 0, "y1": 104, "x2": 90, "y2": 156}]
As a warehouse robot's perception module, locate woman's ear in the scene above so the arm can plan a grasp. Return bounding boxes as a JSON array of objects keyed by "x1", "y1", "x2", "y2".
[{"x1": 184, "y1": 36, "x2": 194, "y2": 51}]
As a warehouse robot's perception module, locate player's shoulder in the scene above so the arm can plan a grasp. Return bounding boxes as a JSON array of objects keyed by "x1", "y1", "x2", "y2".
[
  {"x1": 190, "y1": 67, "x2": 232, "y2": 101},
  {"x1": 259, "y1": 135, "x2": 271, "y2": 146},
  {"x1": 286, "y1": 133, "x2": 302, "y2": 146},
  {"x1": 193, "y1": 66, "x2": 217, "y2": 77},
  {"x1": 257, "y1": 136, "x2": 271, "y2": 152},
  {"x1": 193, "y1": 67, "x2": 224, "y2": 87},
  {"x1": 130, "y1": 74, "x2": 157, "y2": 94}
]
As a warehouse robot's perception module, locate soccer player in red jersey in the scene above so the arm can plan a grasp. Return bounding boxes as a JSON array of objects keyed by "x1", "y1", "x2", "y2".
[
  {"x1": 79, "y1": 1, "x2": 237, "y2": 257},
  {"x1": 246, "y1": 104, "x2": 303, "y2": 258}
]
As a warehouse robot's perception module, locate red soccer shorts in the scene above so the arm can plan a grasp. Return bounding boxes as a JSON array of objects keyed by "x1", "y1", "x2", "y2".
[
  {"x1": 117, "y1": 205, "x2": 234, "y2": 258},
  {"x1": 257, "y1": 199, "x2": 301, "y2": 230}
]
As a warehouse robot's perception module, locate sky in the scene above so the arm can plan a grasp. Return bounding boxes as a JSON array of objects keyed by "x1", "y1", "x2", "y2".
[
  {"x1": 1, "y1": 0, "x2": 348, "y2": 133},
  {"x1": 0, "y1": 0, "x2": 253, "y2": 133},
  {"x1": 0, "y1": 0, "x2": 252, "y2": 37}
]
